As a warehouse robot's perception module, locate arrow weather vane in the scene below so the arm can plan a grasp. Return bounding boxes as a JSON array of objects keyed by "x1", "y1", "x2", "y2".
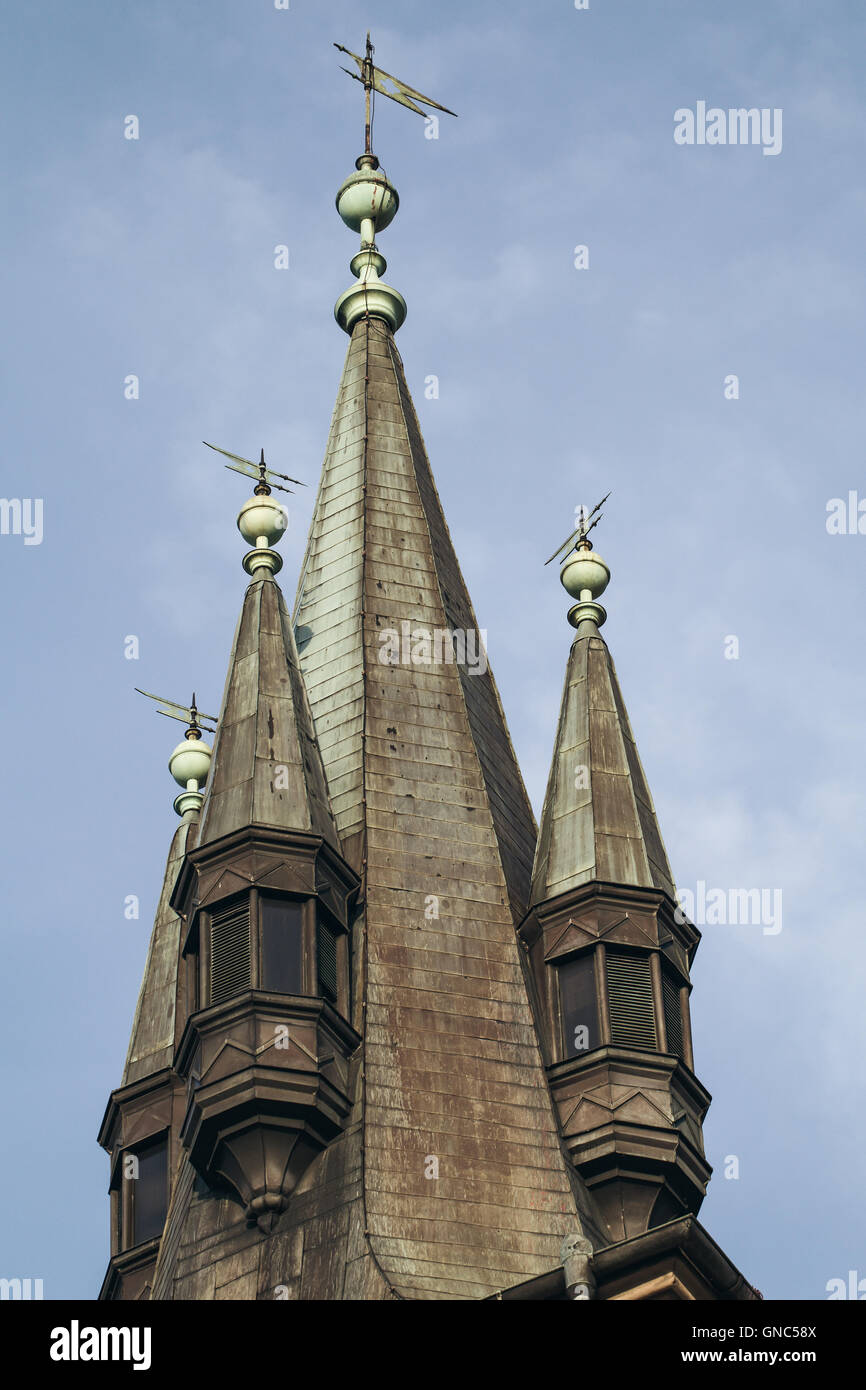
[
  {"x1": 544, "y1": 492, "x2": 611, "y2": 566},
  {"x1": 202, "y1": 441, "x2": 306, "y2": 496},
  {"x1": 135, "y1": 688, "x2": 218, "y2": 738},
  {"x1": 334, "y1": 33, "x2": 457, "y2": 155}
]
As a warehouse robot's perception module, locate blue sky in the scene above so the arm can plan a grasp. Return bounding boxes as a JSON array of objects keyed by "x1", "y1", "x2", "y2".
[{"x1": 1, "y1": 0, "x2": 864, "y2": 1300}]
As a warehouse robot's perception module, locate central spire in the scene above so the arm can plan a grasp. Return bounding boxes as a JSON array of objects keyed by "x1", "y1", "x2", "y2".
[{"x1": 286, "y1": 46, "x2": 609, "y2": 1294}]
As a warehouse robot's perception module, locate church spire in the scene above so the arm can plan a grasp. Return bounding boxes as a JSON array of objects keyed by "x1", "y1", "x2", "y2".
[
  {"x1": 99, "y1": 38, "x2": 758, "y2": 1303},
  {"x1": 531, "y1": 520, "x2": 676, "y2": 903},
  {"x1": 522, "y1": 510, "x2": 710, "y2": 1245},
  {"x1": 192, "y1": 443, "x2": 340, "y2": 850},
  {"x1": 285, "y1": 81, "x2": 607, "y2": 1293},
  {"x1": 163, "y1": 447, "x2": 361, "y2": 1234}
]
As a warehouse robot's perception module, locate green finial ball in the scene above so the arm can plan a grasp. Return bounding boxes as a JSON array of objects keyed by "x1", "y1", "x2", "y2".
[
  {"x1": 336, "y1": 159, "x2": 399, "y2": 235},
  {"x1": 560, "y1": 548, "x2": 610, "y2": 602},
  {"x1": 237, "y1": 495, "x2": 288, "y2": 549},
  {"x1": 169, "y1": 738, "x2": 212, "y2": 790}
]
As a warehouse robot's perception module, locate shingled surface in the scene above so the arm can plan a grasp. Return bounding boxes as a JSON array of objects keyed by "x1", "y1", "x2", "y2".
[
  {"x1": 292, "y1": 316, "x2": 600, "y2": 1298},
  {"x1": 114, "y1": 316, "x2": 605, "y2": 1303},
  {"x1": 531, "y1": 629, "x2": 677, "y2": 905},
  {"x1": 122, "y1": 818, "x2": 194, "y2": 1086},
  {"x1": 197, "y1": 573, "x2": 340, "y2": 852}
]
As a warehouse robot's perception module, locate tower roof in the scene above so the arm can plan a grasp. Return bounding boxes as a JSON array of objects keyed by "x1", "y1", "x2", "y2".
[
  {"x1": 122, "y1": 817, "x2": 195, "y2": 1086},
  {"x1": 294, "y1": 316, "x2": 539, "y2": 913},
  {"x1": 531, "y1": 618, "x2": 677, "y2": 907},
  {"x1": 292, "y1": 310, "x2": 604, "y2": 1295},
  {"x1": 104, "y1": 81, "x2": 608, "y2": 1301},
  {"x1": 98, "y1": 37, "x2": 760, "y2": 1303},
  {"x1": 196, "y1": 572, "x2": 340, "y2": 852}
]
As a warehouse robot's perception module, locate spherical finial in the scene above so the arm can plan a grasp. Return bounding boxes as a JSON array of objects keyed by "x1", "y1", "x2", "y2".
[
  {"x1": 561, "y1": 541, "x2": 610, "y2": 631},
  {"x1": 560, "y1": 544, "x2": 610, "y2": 602},
  {"x1": 238, "y1": 494, "x2": 287, "y2": 576},
  {"x1": 169, "y1": 736, "x2": 212, "y2": 789},
  {"x1": 336, "y1": 156, "x2": 399, "y2": 237},
  {"x1": 169, "y1": 734, "x2": 212, "y2": 818},
  {"x1": 334, "y1": 155, "x2": 407, "y2": 334}
]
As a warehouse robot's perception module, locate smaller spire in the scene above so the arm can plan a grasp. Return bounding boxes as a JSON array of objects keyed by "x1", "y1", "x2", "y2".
[{"x1": 531, "y1": 494, "x2": 676, "y2": 905}]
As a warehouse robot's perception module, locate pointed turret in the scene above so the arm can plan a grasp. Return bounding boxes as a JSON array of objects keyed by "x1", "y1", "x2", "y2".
[
  {"x1": 98, "y1": 800, "x2": 202, "y2": 1300},
  {"x1": 531, "y1": 542, "x2": 676, "y2": 905},
  {"x1": 122, "y1": 820, "x2": 196, "y2": 1087},
  {"x1": 164, "y1": 474, "x2": 360, "y2": 1236},
  {"x1": 195, "y1": 574, "x2": 340, "y2": 853},
  {"x1": 522, "y1": 530, "x2": 713, "y2": 1247}
]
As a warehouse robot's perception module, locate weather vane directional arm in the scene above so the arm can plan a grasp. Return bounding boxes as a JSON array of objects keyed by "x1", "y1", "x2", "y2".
[
  {"x1": 334, "y1": 33, "x2": 457, "y2": 154},
  {"x1": 135, "y1": 687, "x2": 218, "y2": 737},
  {"x1": 202, "y1": 441, "x2": 305, "y2": 496},
  {"x1": 544, "y1": 492, "x2": 611, "y2": 565}
]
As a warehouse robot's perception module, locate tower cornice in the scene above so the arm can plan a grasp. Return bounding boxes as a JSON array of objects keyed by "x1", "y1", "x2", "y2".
[{"x1": 171, "y1": 823, "x2": 360, "y2": 934}]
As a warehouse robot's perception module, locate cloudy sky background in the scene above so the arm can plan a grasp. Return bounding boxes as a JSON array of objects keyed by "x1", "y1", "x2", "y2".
[{"x1": 1, "y1": 0, "x2": 864, "y2": 1299}]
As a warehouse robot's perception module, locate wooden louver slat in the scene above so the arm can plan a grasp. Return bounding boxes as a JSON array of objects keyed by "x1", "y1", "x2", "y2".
[
  {"x1": 318, "y1": 919, "x2": 337, "y2": 1002},
  {"x1": 606, "y1": 952, "x2": 657, "y2": 1050},
  {"x1": 662, "y1": 972, "x2": 684, "y2": 1058},
  {"x1": 210, "y1": 900, "x2": 251, "y2": 1005}
]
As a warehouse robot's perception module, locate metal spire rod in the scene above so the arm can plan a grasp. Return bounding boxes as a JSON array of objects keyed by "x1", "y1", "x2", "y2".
[{"x1": 364, "y1": 31, "x2": 373, "y2": 155}]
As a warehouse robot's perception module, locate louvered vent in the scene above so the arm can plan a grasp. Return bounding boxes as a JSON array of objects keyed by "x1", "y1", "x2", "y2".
[
  {"x1": 606, "y1": 953, "x2": 657, "y2": 1050},
  {"x1": 210, "y1": 899, "x2": 251, "y2": 1005},
  {"x1": 318, "y1": 919, "x2": 337, "y2": 1002},
  {"x1": 662, "y1": 973, "x2": 684, "y2": 1058}
]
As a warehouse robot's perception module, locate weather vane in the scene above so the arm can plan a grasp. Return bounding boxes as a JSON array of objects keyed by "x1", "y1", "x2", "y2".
[
  {"x1": 203, "y1": 441, "x2": 298, "y2": 578},
  {"x1": 135, "y1": 688, "x2": 217, "y2": 738},
  {"x1": 202, "y1": 441, "x2": 306, "y2": 496},
  {"x1": 136, "y1": 689, "x2": 217, "y2": 818},
  {"x1": 544, "y1": 492, "x2": 611, "y2": 566},
  {"x1": 334, "y1": 33, "x2": 457, "y2": 155}
]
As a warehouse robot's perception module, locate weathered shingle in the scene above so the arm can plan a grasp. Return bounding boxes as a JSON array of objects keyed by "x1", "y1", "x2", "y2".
[
  {"x1": 122, "y1": 818, "x2": 193, "y2": 1086},
  {"x1": 531, "y1": 629, "x2": 677, "y2": 905},
  {"x1": 292, "y1": 315, "x2": 602, "y2": 1297},
  {"x1": 197, "y1": 574, "x2": 340, "y2": 851}
]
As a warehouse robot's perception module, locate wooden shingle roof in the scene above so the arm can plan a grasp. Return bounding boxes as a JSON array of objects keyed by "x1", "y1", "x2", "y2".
[
  {"x1": 122, "y1": 818, "x2": 194, "y2": 1087},
  {"x1": 531, "y1": 627, "x2": 677, "y2": 906},
  {"x1": 196, "y1": 573, "x2": 341, "y2": 852},
  {"x1": 292, "y1": 315, "x2": 602, "y2": 1297}
]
